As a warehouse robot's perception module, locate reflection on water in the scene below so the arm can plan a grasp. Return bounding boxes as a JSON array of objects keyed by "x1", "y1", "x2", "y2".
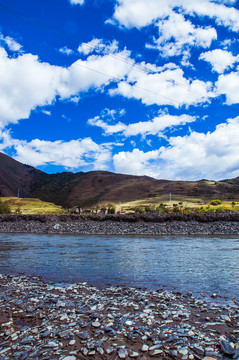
[{"x1": 0, "y1": 233, "x2": 238, "y2": 299}]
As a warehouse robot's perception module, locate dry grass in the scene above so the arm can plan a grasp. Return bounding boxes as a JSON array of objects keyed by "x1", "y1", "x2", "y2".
[{"x1": 0, "y1": 197, "x2": 63, "y2": 214}]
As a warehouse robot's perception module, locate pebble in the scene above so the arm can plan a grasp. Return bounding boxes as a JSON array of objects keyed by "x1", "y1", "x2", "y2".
[
  {"x1": 179, "y1": 348, "x2": 189, "y2": 356},
  {"x1": 141, "y1": 344, "x2": 149, "y2": 351},
  {"x1": 76, "y1": 331, "x2": 89, "y2": 340},
  {"x1": 118, "y1": 348, "x2": 128, "y2": 359},
  {"x1": 92, "y1": 321, "x2": 101, "y2": 328},
  {"x1": 129, "y1": 350, "x2": 139, "y2": 358},
  {"x1": 0, "y1": 274, "x2": 237, "y2": 360}
]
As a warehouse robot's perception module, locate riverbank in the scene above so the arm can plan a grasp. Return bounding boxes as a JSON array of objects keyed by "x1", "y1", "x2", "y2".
[
  {"x1": 0, "y1": 214, "x2": 239, "y2": 235},
  {"x1": 0, "y1": 274, "x2": 238, "y2": 360}
]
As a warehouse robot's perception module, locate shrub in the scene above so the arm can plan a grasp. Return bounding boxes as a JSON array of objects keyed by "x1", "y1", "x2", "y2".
[
  {"x1": 0, "y1": 199, "x2": 11, "y2": 214},
  {"x1": 215, "y1": 206, "x2": 225, "y2": 213},
  {"x1": 134, "y1": 206, "x2": 146, "y2": 214},
  {"x1": 144, "y1": 205, "x2": 155, "y2": 213},
  {"x1": 210, "y1": 199, "x2": 222, "y2": 206},
  {"x1": 107, "y1": 204, "x2": 116, "y2": 214},
  {"x1": 155, "y1": 204, "x2": 167, "y2": 213}
]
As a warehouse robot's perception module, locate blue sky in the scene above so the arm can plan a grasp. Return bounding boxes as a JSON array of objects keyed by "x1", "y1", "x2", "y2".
[{"x1": 0, "y1": 0, "x2": 239, "y2": 180}]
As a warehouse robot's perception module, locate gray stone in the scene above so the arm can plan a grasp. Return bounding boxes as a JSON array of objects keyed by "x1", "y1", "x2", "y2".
[
  {"x1": 106, "y1": 346, "x2": 115, "y2": 355},
  {"x1": 19, "y1": 352, "x2": 29, "y2": 360},
  {"x1": 129, "y1": 350, "x2": 139, "y2": 358},
  {"x1": 118, "y1": 348, "x2": 128, "y2": 359},
  {"x1": 20, "y1": 337, "x2": 35, "y2": 345},
  {"x1": 220, "y1": 340, "x2": 235, "y2": 355},
  {"x1": 76, "y1": 331, "x2": 89, "y2": 340},
  {"x1": 192, "y1": 345, "x2": 204, "y2": 356},
  {"x1": 92, "y1": 321, "x2": 101, "y2": 328},
  {"x1": 97, "y1": 347, "x2": 104, "y2": 355},
  {"x1": 141, "y1": 344, "x2": 149, "y2": 351}
]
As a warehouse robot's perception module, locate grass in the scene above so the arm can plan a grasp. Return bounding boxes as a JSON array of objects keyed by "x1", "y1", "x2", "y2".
[
  {"x1": 0, "y1": 197, "x2": 63, "y2": 214},
  {"x1": 113, "y1": 197, "x2": 239, "y2": 213},
  {"x1": 1, "y1": 196, "x2": 239, "y2": 215}
]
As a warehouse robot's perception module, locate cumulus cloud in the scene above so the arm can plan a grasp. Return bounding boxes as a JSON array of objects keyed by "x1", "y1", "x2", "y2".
[
  {"x1": 0, "y1": 131, "x2": 112, "y2": 170},
  {"x1": 113, "y1": 148, "x2": 161, "y2": 177},
  {"x1": 0, "y1": 34, "x2": 22, "y2": 52},
  {"x1": 112, "y1": 0, "x2": 239, "y2": 31},
  {"x1": 69, "y1": 0, "x2": 84, "y2": 5},
  {"x1": 110, "y1": 66, "x2": 214, "y2": 107},
  {"x1": 112, "y1": 0, "x2": 239, "y2": 60},
  {"x1": 89, "y1": 111, "x2": 196, "y2": 137},
  {"x1": 59, "y1": 46, "x2": 74, "y2": 56},
  {"x1": 146, "y1": 13, "x2": 217, "y2": 58},
  {"x1": 0, "y1": 45, "x2": 132, "y2": 128},
  {"x1": 215, "y1": 71, "x2": 239, "y2": 104},
  {"x1": 199, "y1": 49, "x2": 239, "y2": 73},
  {"x1": 113, "y1": 117, "x2": 239, "y2": 180},
  {"x1": 78, "y1": 39, "x2": 119, "y2": 56}
]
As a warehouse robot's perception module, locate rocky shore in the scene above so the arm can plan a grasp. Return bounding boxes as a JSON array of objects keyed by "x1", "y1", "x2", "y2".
[
  {"x1": 0, "y1": 214, "x2": 239, "y2": 235},
  {"x1": 0, "y1": 274, "x2": 238, "y2": 360}
]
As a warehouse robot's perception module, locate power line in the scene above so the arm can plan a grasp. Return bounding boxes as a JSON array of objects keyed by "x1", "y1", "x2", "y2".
[
  {"x1": 0, "y1": 2, "x2": 212, "y2": 100},
  {"x1": 0, "y1": 2, "x2": 182, "y2": 107},
  {"x1": 0, "y1": 1, "x2": 238, "y2": 123}
]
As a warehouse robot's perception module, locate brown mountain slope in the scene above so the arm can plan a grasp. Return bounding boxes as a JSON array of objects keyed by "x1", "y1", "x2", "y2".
[
  {"x1": 0, "y1": 152, "x2": 43, "y2": 197},
  {"x1": 1, "y1": 152, "x2": 239, "y2": 207}
]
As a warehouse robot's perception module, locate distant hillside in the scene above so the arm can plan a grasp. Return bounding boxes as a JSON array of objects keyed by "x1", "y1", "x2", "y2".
[
  {"x1": 0, "y1": 152, "x2": 42, "y2": 197},
  {"x1": 0, "y1": 152, "x2": 239, "y2": 208}
]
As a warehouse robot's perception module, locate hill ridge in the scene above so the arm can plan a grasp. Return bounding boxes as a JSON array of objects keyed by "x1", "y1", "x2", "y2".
[{"x1": 0, "y1": 152, "x2": 239, "y2": 207}]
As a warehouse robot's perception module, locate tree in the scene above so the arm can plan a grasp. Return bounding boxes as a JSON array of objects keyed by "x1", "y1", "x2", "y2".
[
  {"x1": 0, "y1": 199, "x2": 11, "y2": 214},
  {"x1": 107, "y1": 204, "x2": 116, "y2": 214}
]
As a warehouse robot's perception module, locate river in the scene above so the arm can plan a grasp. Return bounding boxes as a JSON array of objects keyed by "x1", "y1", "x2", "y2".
[{"x1": 0, "y1": 233, "x2": 238, "y2": 299}]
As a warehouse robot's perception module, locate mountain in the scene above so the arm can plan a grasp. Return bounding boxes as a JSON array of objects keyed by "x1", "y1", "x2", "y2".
[
  {"x1": 0, "y1": 152, "x2": 239, "y2": 207},
  {"x1": 0, "y1": 152, "x2": 43, "y2": 198}
]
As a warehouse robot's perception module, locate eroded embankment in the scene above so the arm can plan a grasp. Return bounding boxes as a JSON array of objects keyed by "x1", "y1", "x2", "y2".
[{"x1": 0, "y1": 214, "x2": 239, "y2": 235}]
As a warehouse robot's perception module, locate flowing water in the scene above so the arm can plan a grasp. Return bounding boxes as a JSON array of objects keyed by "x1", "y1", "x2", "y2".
[{"x1": 0, "y1": 233, "x2": 238, "y2": 299}]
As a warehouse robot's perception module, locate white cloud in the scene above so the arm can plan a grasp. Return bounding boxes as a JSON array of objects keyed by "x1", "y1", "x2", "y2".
[
  {"x1": 113, "y1": 117, "x2": 239, "y2": 180},
  {"x1": 216, "y1": 71, "x2": 239, "y2": 104},
  {"x1": 59, "y1": 46, "x2": 74, "y2": 56},
  {"x1": 146, "y1": 13, "x2": 217, "y2": 58},
  {"x1": 0, "y1": 48, "x2": 64, "y2": 128},
  {"x1": 113, "y1": 148, "x2": 161, "y2": 177},
  {"x1": 78, "y1": 38, "x2": 119, "y2": 55},
  {"x1": 159, "y1": 117, "x2": 239, "y2": 180},
  {"x1": 112, "y1": 0, "x2": 239, "y2": 60},
  {"x1": 110, "y1": 66, "x2": 214, "y2": 107},
  {"x1": 69, "y1": 0, "x2": 84, "y2": 5},
  {"x1": 186, "y1": 2, "x2": 239, "y2": 32},
  {"x1": 0, "y1": 131, "x2": 111, "y2": 170},
  {"x1": 0, "y1": 45, "x2": 132, "y2": 128},
  {"x1": 112, "y1": 0, "x2": 239, "y2": 32},
  {"x1": 89, "y1": 111, "x2": 196, "y2": 137},
  {"x1": 42, "y1": 110, "x2": 51, "y2": 116},
  {"x1": 199, "y1": 49, "x2": 238, "y2": 73},
  {"x1": 0, "y1": 34, "x2": 22, "y2": 52}
]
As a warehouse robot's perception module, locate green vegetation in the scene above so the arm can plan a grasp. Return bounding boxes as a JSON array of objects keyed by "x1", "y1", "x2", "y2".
[
  {"x1": 120, "y1": 198, "x2": 239, "y2": 215},
  {"x1": 0, "y1": 197, "x2": 63, "y2": 214},
  {"x1": 107, "y1": 203, "x2": 116, "y2": 214},
  {"x1": 0, "y1": 198, "x2": 11, "y2": 214},
  {"x1": 210, "y1": 199, "x2": 222, "y2": 206}
]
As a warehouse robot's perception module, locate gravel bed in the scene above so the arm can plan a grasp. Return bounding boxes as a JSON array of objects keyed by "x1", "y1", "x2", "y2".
[
  {"x1": 0, "y1": 274, "x2": 238, "y2": 360},
  {"x1": 0, "y1": 219, "x2": 239, "y2": 235}
]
